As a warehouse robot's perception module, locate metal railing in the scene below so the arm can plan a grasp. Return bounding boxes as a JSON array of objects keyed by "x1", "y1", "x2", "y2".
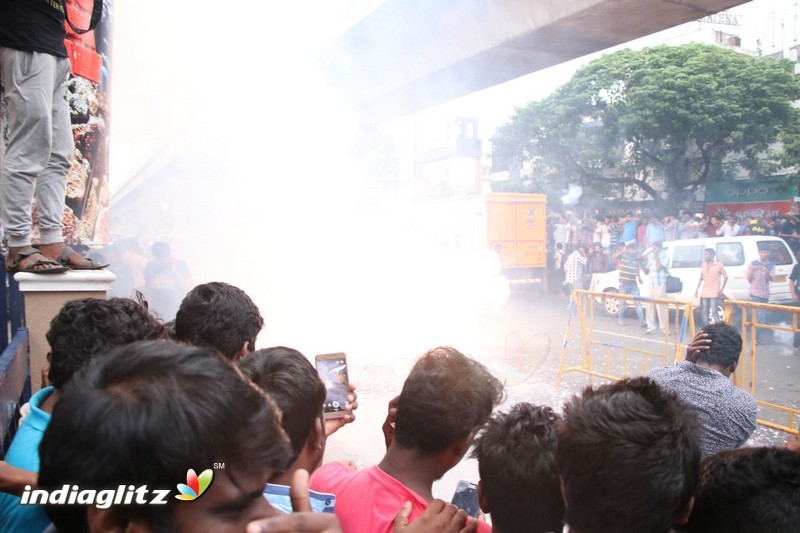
[
  {"x1": 558, "y1": 289, "x2": 799, "y2": 436},
  {"x1": 559, "y1": 289, "x2": 696, "y2": 386},
  {"x1": 723, "y1": 299, "x2": 800, "y2": 434},
  {"x1": 0, "y1": 270, "x2": 29, "y2": 458}
]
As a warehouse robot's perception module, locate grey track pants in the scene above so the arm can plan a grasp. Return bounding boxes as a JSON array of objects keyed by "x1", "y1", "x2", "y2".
[{"x1": 0, "y1": 47, "x2": 72, "y2": 248}]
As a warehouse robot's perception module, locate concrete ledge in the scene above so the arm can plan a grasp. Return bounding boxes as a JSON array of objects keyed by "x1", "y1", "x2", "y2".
[{"x1": 14, "y1": 269, "x2": 116, "y2": 292}]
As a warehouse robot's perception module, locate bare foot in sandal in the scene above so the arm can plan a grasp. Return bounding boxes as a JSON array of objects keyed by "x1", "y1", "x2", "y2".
[
  {"x1": 38, "y1": 243, "x2": 108, "y2": 270},
  {"x1": 6, "y1": 246, "x2": 68, "y2": 274}
]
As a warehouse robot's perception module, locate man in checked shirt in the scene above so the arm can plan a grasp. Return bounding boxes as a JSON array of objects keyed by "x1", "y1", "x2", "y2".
[{"x1": 747, "y1": 247, "x2": 775, "y2": 344}]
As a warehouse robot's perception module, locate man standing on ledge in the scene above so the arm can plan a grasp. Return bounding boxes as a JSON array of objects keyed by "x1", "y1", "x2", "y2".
[{"x1": 0, "y1": 0, "x2": 105, "y2": 273}]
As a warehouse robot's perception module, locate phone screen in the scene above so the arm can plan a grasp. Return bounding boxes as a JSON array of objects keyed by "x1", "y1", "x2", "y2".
[
  {"x1": 451, "y1": 480, "x2": 479, "y2": 518},
  {"x1": 315, "y1": 353, "x2": 349, "y2": 418}
]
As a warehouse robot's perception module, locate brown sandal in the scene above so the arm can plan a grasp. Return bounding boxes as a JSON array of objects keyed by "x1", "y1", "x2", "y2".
[
  {"x1": 6, "y1": 247, "x2": 68, "y2": 274},
  {"x1": 55, "y1": 245, "x2": 109, "y2": 270}
]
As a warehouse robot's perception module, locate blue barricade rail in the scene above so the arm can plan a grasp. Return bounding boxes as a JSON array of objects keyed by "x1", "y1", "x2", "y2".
[{"x1": 0, "y1": 268, "x2": 29, "y2": 458}]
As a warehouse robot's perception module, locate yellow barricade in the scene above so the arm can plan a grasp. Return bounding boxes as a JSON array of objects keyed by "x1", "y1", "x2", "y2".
[
  {"x1": 723, "y1": 299, "x2": 800, "y2": 435},
  {"x1": 558, "y1": 291, "x2": 799, "y2": 435},
  {"x1": 558, "y1": 289, "x2": 696, "y2": 387}
]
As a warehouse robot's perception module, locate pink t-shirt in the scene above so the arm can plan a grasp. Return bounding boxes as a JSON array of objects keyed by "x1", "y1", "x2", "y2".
[
  {"x1": 310, "y1": 462, "x2": 491, "y2": 533},
  {"x1": 700, "y1": 261, "x2": 727, "y2": 297}
]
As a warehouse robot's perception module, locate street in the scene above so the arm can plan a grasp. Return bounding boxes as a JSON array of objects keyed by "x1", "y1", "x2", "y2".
[{"x1": 318, "y1": 287, "x2": 800, "y2": 505}]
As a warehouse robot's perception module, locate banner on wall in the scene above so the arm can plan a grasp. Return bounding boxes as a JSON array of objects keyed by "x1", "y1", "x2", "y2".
[
  {"x1": 59, "y1": 0, "x2": 113, "y2": 245},
  {"x1": 704, "y1": 180, "x2": 798, "y2": 219}
]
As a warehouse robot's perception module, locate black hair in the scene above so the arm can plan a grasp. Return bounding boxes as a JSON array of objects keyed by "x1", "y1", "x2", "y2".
[
  {"x1": 556, "y1": 377, "x2": 701, "y2": 533},
  {"x1": 471, "y1": 403, "x2": 564, "y2": 533},
  {"x1": 151, "y1": 241, "x2": 171, "y2": 259},
  {"x1": 698, "y1": 322, "x2": 742, "y2": 368},
  {"x1": 705, "y1": 248, "x2": 716, "y2": 256},
  {"x1": 174, "y1": 282, "x2": 264, "y2": 360},
  {"x1": 680, "y1": 447, "x2": 800, "y2": 533},
  {"x1": 46, "y1": 298, "x2": 166, "y2": 389},
  {"x1": 393, "y1": 346, "x2": 504, "y2": 455},
  {"x1": 238, "y1": 347, "x2": 327, "y2": 466},
  {"x1": 38, "y1": 340, "x2": 291, "y2": 533}
]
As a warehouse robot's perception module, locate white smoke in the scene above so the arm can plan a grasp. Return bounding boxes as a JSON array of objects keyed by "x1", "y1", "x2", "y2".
[{"x1": 561, "y1": 184, "x2": 583, "y2": 205}]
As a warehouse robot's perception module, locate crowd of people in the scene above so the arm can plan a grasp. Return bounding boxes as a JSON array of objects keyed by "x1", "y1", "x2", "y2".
[
  {"x1": 0, "y1": 281, "x2": 795, "y2": 533},
  {"x1": 549, "y1": 209, "x2": 800, "y2": 293}
]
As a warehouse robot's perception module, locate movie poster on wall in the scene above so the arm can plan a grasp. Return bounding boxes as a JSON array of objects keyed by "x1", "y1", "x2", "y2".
[
  {"x1": 60, "y1": 0, "x2": 113, "y2": 245},
  {"x1": 0, "y1": 0, "x2": 112, "y2": 246}
]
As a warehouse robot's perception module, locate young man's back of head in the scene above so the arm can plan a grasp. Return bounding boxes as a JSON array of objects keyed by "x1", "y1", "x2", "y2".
[
  {"x1": 238, "y1": 347, "x2": 327, "y2": 470},
  {"x1": 174, "y1": 281, "x2": 264, "y2": 360},
  {"x1": 556, "y1": 377, "x2": 701, "y2": 533},
  {"x1": 681, "y1": 446, "x2": 800, "y2": 533},
  {"x1": 38, "y1": 340, "x2": 291, "y2": 532},
  {"x1": 697, "y1": 322, "x2": 742, "y2": 369},
  {"x1": 46, "y1": 297, "x2": 166, "y2": 389},
  {"x1": 393, "y1": 346, "x2": 504, "y2": 456},
  {"x1": 472, "y1": 403, "x2": 564, "y2": 533}
]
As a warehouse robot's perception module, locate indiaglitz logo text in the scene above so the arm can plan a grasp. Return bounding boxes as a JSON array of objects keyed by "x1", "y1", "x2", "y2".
[{"x1": 20, "y1": 484, "x2": 170, "y2": 508}]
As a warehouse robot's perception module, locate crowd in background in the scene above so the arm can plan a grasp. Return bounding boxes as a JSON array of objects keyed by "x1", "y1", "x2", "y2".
[{"x1": 549, "y1": 208, "x2": 800, "y2": 293}]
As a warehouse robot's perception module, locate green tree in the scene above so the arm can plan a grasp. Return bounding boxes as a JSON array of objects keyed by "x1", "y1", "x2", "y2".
[{"x1": 492, "y1": 43, "x2": 800, "y2": 206}]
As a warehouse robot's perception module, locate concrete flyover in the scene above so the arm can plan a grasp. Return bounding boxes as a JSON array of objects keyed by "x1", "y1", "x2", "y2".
[{"x1": 324, "y1": 0, "x2": 751, "y2": 123}]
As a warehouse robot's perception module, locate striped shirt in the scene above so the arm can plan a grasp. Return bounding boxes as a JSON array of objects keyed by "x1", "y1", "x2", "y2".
[{"x1": 618, "y1": 252, "x2": 641, "y2": 285}]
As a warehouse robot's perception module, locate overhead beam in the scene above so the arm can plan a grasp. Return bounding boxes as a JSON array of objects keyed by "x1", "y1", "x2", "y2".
[{"x1": 324, "y1": 0, "x2": 752, "y2": 122}]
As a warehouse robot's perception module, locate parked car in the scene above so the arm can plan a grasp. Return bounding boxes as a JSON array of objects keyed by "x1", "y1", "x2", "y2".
[{"x1": 589, "y1": 236, "x2": 797, "y2": 318}]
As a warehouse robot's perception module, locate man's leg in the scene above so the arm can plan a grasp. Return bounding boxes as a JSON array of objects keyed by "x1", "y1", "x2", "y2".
[
  {"x1": 0, "y1": 49, "x2": 66, "y2": 271},
  {"x1": 34, "y1": 56, "x2": 72, "y2": 247},
  {"x1": 618, "y1": 284, "x2": 629, "y2": 324},
  {"x1": 646, "y1": 291, "x2": 657, "y2": 331},
  {"x1": 751, "y1": 295, "x2": 769, "y2": 342},
  {"x1": 631, "y1": 286, "x2": 646, "y2": 325},
  {"x1": 653, "y1": 286, "x2": 667, "y2": 331},
  {"x1": 792, "y1": 303, "x2": 800, "y2": 353},
  {"x1": 647, "y1": 286, "x2": 666, "y2": 332},
  {"x1": 699, "y1": 298, "x2": 709, "y2": 327}
]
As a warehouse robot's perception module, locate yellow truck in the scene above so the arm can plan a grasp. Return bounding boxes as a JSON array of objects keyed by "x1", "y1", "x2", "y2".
[{"x1": 418, "y1": 192, "x2": 548, "y2": 290}]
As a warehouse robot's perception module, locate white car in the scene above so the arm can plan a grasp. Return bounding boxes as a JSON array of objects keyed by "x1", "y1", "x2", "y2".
[{"x1": 589, "y1": 235, "x2": 797, "y2": 317}]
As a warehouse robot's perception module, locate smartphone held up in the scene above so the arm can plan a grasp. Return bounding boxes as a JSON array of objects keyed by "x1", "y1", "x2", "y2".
[
  {"x1": 314, "y1": 352, "x2": 350, "y2": 419},
  {"x1": 451, "y1": 480, "x2": 480, "y2": 518}
]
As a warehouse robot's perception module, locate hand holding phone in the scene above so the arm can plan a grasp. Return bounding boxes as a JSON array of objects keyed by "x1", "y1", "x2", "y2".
[
  {"x1": 315, "y1": 353, "x2": 350, "y2": 419},
  {"x1": 450, "y1": 480, "x2": 480, "y2": 518}
]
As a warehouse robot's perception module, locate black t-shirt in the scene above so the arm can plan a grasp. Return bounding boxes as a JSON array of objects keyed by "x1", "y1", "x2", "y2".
[
  {"x1": 0, "y1": 0, "x2": 68, "y2": 57},
  {"x1": 790, "y1": 264, "x2": 800, "y2": 290}
]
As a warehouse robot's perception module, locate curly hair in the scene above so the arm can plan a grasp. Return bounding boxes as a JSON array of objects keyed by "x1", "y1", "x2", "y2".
[
  {"x1": 46, "y1": 298, "x2": 166, "y2": 389},
  {"x1": 698, "y1": 322, "x2": 742, "y2": 368},
  {"x1": 174, "y1": 282, "x2": 263, "y2": 360}
]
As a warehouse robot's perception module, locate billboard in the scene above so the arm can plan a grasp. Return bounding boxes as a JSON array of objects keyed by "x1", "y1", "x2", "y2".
[{"x1": 704, "y1": 180, "x2": 798, "y2": 219}]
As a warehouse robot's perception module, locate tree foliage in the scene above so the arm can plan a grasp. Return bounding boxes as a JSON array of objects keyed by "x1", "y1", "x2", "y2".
[{"x1": 492, "y1": 44, "x2": 800, "y2": 205}]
